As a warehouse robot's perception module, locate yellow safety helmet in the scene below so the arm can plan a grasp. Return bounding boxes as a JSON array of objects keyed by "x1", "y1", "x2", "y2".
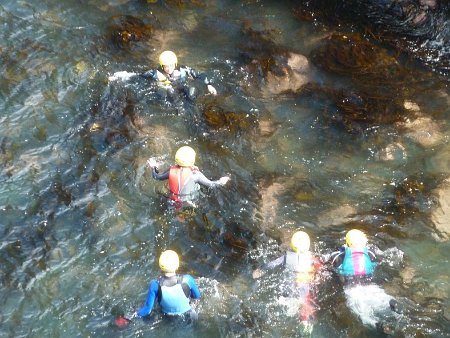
[
  {"x1": 290, "y1": 231, "x2": 311, "y2": 253},
  {"x1": 159, "y1": 50, "x2": 178, "y2": 67},
  {"x1": 175, "y1": 146, "x2": 196, "y2": 167},
  {"x1": 159, "y1": 250, "x2": 179, "y2": 273},
  {"x1": 345, "y1": 229, "x2": 368, "y2": 248}
]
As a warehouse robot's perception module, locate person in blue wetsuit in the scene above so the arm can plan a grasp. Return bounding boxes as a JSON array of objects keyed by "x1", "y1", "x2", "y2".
[
  {"x1": 253, "y1": 231, "x2": 322, "y2": 333},
  {"x1": 136, "y1": 250, "x2": 201, "y2": 320},
  {"x1": 147, "y1": 145, "x2": 230, "y2": 209}
]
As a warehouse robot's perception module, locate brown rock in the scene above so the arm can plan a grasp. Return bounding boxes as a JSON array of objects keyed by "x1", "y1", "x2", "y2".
[
  {"x1": 317, "y1": 204, "x2": 357, "y2": 228},
  {"x1": 420, "y1": 0, "x2": 437, "y2": 10},
  {"x1": 398, "y1": 116, "x2": 444, "y2": 147},
  {"x1": 258, "y1": 118, "x2": 279, "y2": 138},
  {"x1": 431, "y1": 178, "x2": 450, "y2": 240},
  {"x1": 257, "y1": 180, "x2": 287, "y2": 232},
  {"x1": 376, "y1": 142, "x2": 407, "y2": 161},
  {"x1": 262, "y1": 52, "x2": 311, "y2": 96},
  {"x1": 428, "y1": 144, "x2": 450, "y2": 175}
]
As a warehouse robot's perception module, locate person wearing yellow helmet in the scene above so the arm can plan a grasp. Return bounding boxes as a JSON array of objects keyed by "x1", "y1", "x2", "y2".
[
  {"x1": 108, "y1": 50, "x2": 217, "y2": 99},
  {"x1": 252, "y1": 231, "x2": 320, "y2": 280},
  {"x1": 330, "y1": 229, "x2": 376, "y2": 279},
  {"x1": 159, "y1": 50, "x2": 178, "y2": 70},
  {"x1": 252, "y1": 230, "x2": 322, "y2": 331},
  {"x1": 147, "y1": 146, "x2": 230, "y2": 209},
  {"x1": 136, "y1": 250, "x2": 201, "y2": 319},
  {"x1": 330, "y1": 231, "x2": 401, "y2": 334},
  {"x1": 151, "y1": 50, "x2": 217, "y2": 95}
]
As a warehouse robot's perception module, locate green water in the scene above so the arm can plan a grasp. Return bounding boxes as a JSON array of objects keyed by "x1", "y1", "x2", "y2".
[{"x1": 0, "y1": 1, "x2": 449, "y2": 337}]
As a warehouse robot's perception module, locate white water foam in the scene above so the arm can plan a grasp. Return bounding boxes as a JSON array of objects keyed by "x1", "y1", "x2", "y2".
[{"x1": 344, "y1": 284, "x2": 393, "y2": 327}]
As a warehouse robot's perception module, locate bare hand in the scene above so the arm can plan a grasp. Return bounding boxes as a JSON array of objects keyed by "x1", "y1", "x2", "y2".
[
  {"x1": 147, "y1": 157, "x2": 158, "y2": 168},
  {"x1": 108, "y1": 71, "x2": 137, "y2": 82},
  {"x1": 207, "y1": 84, "x2": 217, "y2": 95},
  {"x1": 252, "y1": 269, "x2": 263, "y2": 279},
  {"x1": 219, "y1": 176, "x2": 230, "y2": 185}
]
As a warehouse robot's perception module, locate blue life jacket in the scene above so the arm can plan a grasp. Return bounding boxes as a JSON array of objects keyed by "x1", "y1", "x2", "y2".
[
  {"x1": 338, "y1": 247, "x2": 375, "y2": 277},
  {"x1": 158, "y1": 275, "x2": 191, "y2": 315}
]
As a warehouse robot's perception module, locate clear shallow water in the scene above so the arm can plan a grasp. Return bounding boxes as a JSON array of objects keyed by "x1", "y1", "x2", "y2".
[{"x1": 0, "y1": 1, "x2": 449, "y2": 337}]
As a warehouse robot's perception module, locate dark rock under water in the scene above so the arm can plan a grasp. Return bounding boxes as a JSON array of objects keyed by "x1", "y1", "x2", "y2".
[{"x1": 293, "y1": 0, "x2": 450, "y2": 78}]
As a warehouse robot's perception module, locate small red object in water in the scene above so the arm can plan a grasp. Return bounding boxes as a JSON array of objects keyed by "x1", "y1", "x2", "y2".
[{"x1": 115, "y1": 316, "x2": 130, "y2": 327}]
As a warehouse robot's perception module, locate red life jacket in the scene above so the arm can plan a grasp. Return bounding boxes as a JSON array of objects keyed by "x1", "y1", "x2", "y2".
[{"x1": 168, "y1": 165, "x2": 199, "y2": 202}]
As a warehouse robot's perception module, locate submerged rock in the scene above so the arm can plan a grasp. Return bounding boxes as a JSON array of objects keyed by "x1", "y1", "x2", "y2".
[
  {"x1": 400, "y1": 100, "x2": 446, "y2": 148},
  {"x1": 316, "y1": 204, "x2": 358, "y2": 228},
  {"x1": 257, "y1": 118, "x2": 280, "y2": 138},
  {"x1": 428, "y1": 143, "x2": 450, "y2": 174},
  {"x1": 261, "y1": 52, "x2": 311, "y2": 96},
  {"x1": 83, "y1": 86, "x2": 138, "y2": 152},
  {"x1": 397, "y1": 114, "x2": 444, "y2": 147},
  {"x1": 237, "y1": 25, "x2": 312, "y2": 96},
  {"x1": 375, "y1": 143, "x2": 407, "y2": 162},
  {"x1": 297, "y1": 83, "x2": 407, "y2": 133},
  {"x1": 201, "y1": 102, "x2": 255, "y2": 132},
  {"x1": 293, "y1": 0, "x2": 449, "y2": 78},
  {"x1": 309, "y1": 32, "x2": 405, "y2": 92},
  {"x1": 431, "y1": 178, "x2": 450, "y2": 240},
  {"x1": 256, "y1": 179, "x2": 288, "y2": 234},
  {"x1": 299, "y1": 32, "x2": 444, "y2": 135},
  {"x1": 107, "y1": 15, "x2": 154, "y2": 49}
]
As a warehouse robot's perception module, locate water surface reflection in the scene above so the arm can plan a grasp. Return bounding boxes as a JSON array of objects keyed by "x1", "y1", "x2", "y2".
[{"x1": 0, "y1": 1, "x2": 449, "y2": 337}]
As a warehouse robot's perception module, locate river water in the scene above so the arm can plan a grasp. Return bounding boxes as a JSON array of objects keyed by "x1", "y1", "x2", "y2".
[{"x1": 0, "y1": 1, "x2": 449, "y2": 337}]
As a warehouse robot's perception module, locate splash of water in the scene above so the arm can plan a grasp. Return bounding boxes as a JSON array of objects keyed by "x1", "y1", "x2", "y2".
[{"x1": 344, "y1": 284, "x2": 394, "y2": 327}]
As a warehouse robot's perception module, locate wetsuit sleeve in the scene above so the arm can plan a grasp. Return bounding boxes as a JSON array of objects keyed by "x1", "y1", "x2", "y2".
[
  {"x1": 192, "y1": 170, "x2": 222, "y2": 188},
  {"x1": 182, "y1": 66, "x2": 211, "y2": 85},
  {"x1": 140, "y1": 69, "x2": 157, "y2": 80},
  {"x1": 137, "y1": 280, "x2": 159, "y2": 317},
  {"x1": 330, "y1": 248, "x2": 345, "y2": 268},
  {"x1": 152, "y1": 167, "x2": 170, "y2": 180},
  {"x1": 183, "y1": 275, "x2": 201, "y2": 299},
  {"x1": 260, "y1": 255, "x2": 285, "y2": 272}
]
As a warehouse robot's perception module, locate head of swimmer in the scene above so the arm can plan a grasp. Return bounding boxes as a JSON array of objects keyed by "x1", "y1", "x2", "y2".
[{"x1": 159, "y1": 50, "x2": 177, "y2": 75}]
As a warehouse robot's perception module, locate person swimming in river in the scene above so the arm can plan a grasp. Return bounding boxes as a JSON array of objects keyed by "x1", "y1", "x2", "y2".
[
  {"x1": 137, "y1": 250, "x2": 201, "y2": 321},
  {"x1": 330, "y1": 229, "x2": 376, "y2": 285},
  {"x1": 330, "y1": 229, "x2": 400, "y2": 335},
  {"x1": 252, "y1": 231, "x2": 322, "y2": 334},
  {"x1": 109, "y1": 50, "x2": 217, "y2": 107},
  {"x1": 147, "y1": 145, "x2": 230, "y2": 210}
]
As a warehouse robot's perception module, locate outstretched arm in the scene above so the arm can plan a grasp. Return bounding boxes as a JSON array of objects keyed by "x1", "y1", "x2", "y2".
[
  {"x1": 137, "y1": 280, "x2": 159, "y2": 317},
  {"x1": 330, "y1": 248, "x2": 345, "y2": 268},
  {"x1": 108, "y1": 69, "x2": 157, "y2": 82},
  {"x1": 185, "y1": 66, "x2": 217, "y2": 95},
  {"x1": 193, "y1": 170, "x2": 230, "y2": 188},
  {"x1": 147, "y1": 158, "x2": 170, "y2": 180},
  {"x1": 151, "y1": 167, "x2": 169, "y2": 180},
  {"x1": 253, "y1": 254, "x2": 285, "y2": 279},
  {"x1": 108, "y1": 71, "x2": 138, "y2": 82}
]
